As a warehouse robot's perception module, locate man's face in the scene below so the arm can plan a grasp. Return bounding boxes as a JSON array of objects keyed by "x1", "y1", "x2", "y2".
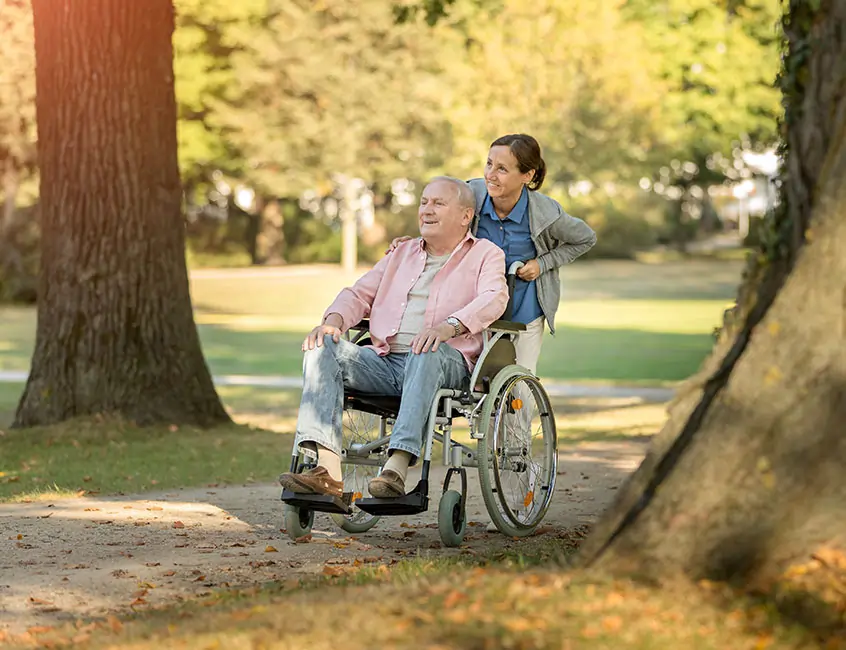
[{"x1": 418, "y1": 180, "x2": 471, "y2": 246}]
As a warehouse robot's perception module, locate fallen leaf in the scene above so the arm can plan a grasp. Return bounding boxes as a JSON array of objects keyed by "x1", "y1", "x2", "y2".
[
  {"x1": 82, "y1": 476, "x2": 92, "y2": 482},
  {"x1": 532, "y1": 525, "x2": 554, "y2": 536},
  {"x1": 162, "y1": 570, "x2": 176, "y2": 577},
  {"x1": 145, "y1": 562, "x2": 161, "y2": 567},
  {"x1": 172, "y1": 521, "x2": 185, "y2": 529},
  {"x1": 28, "y1": 597, "x2": 54, "y2": 606},
  {"x1": 601, "y1": 616, "x2": 623, "y2": 633},
  {"x1": 323, "y1": 565, "x2": 347, "y2": 577},
  {"x1": 265, "y1": 545, "x2": 278, "y2": 553},
  {"x1": 443, "y1": 590, "x2": 466, "y2": 608},
  {"x1": 504, "y1": 618, "x2": 534, "y2": 632},
  {"x1": 294, "y1": 534, "x2": 312, "y2": 544},
  {"x1": 84, "y1": 507, "x2": 100, "y2": 512}
]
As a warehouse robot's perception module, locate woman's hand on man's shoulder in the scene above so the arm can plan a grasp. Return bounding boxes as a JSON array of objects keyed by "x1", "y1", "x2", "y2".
[{"x1": 385, "y1": 236, "x2": 413, "y2": 255}]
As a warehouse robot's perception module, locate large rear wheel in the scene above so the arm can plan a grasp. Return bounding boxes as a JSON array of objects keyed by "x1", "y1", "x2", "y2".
[
  {"x1": 329, "y1": 408, "x2": 384, "y2": 534},
  {"x1": 477, "y1": 366, "x2": 557, "y2": 537}
]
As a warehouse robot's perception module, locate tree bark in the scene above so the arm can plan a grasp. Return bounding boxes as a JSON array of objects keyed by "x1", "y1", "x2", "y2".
[
  {"x1": 15, "y1": 0, "x2": 230, "y2": 427},
  {"x1": 578, "y1": 0, "x2": 846, "y2": 585},
  {"x1": 2, "y1": 167, "x2": 19, "y2": 236}
]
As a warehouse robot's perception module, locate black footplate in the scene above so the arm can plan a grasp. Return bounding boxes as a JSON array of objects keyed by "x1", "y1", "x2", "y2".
[
  {"x1": 354, "y1": 480, "x2": 429, "y2": 516},
  {"x1": 281, "y1": 489, "x2": 352, "y2": 515}
]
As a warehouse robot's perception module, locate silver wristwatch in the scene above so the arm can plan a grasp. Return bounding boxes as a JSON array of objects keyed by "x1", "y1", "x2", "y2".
[{"x1": 445, "y1": 317, "x2": 461, "y2": 338}]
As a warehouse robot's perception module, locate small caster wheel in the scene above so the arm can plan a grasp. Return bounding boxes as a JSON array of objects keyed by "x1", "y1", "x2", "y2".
[
  {"x1": 284, "y1": 504, "x2": 314, "y2": 541},
  {"x1": 438, "y1": 489, "x2": 467, "y2": 547}
]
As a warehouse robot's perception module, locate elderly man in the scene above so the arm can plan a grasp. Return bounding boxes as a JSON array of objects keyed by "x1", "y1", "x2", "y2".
[{"x1": 279, "y1": 176, "x2": 508, "y2": 499}]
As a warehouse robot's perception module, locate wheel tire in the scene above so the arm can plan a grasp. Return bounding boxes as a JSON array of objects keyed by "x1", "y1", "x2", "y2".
[
  {"x1": 438, "y1": 489, "x2": 467, "y2": 547},
  {"x1": 284, "y1": 504, "x2": 314, "y2": 541},
  {"x1": 477, "y1": 365, "x2": 557, "y2": 538},
  {"x1": 330, "y1": 509, "x2": 380, "y2": 534}
]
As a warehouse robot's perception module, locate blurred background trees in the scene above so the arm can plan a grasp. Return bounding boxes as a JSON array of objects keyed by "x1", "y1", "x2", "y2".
[{"x1": 0, "y1": 0, "x2": 783, "y2": 301}]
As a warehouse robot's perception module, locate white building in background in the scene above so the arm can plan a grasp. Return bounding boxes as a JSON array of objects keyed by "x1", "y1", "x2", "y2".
[{"x1": 718, "y1": 148, "x2": 780, "y2": 237}]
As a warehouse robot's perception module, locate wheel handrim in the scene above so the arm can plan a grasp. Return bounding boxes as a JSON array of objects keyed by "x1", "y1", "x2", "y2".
[{"x1": 489, "y1": 375, "x2": 557, "y2": 529}]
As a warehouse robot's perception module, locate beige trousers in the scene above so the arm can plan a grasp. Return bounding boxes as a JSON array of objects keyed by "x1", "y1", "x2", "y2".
[{"x1": 513, "y1": 316, "x2": 545, "y2": 374}]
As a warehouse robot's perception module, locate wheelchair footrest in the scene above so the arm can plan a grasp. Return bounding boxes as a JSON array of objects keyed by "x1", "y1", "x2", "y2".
[
  {"x1": 355, "y1": 480, "x2": 429, "y2": 516},
  {"x1": 280, "y1": 489, "x2": 352, "y2": 515}
]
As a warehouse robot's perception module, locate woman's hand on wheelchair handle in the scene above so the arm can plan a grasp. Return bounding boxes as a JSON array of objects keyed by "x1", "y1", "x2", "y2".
[
  {"x1": 385, "y1": 235, "x2": 412, "y2": 254},
  {"x1": 516, "y1": 259, "x2": 541, "y2": 281},
  {"x1": 411, "y1": 323, "x2": 454, "y2": 354}
]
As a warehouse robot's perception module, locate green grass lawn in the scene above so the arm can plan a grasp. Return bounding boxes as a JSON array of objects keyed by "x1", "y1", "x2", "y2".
[
  {"x1": 0, "y1": 259, "x2": 742, "y2": 383},
  {"x1": 0, "y1": 379, "x2": 667, "y2": 502}
]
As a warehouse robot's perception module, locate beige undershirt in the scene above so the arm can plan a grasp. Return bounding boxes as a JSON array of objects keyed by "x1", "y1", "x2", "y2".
[{"x1": 389, "y1": 251, "x2": 451, "y2": 353}]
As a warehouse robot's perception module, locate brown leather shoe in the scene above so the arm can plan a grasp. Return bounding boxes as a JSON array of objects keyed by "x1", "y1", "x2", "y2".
[
  {"x1": 279, "y1": 466, "x2": 343, "y2": 498},
  {"x1": 368, "y1": 470, "x2": 406, "y2": 498}
]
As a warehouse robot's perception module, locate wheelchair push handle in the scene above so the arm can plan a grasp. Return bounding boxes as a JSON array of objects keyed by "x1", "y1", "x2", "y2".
[{"x1": 502, "y1": 260, "x2": 530, "y2": 321}]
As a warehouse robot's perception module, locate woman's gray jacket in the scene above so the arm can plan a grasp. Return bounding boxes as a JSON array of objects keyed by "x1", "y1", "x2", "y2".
[{"x1": 468, "y1": 178, "x2": 597, "y2": 333}]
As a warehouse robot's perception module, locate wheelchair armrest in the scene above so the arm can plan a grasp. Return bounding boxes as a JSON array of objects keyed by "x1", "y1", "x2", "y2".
[
  {"x1": 487, "y1": 319, "x2": 527, "y2": 333},
  {"x1": 348, "y1": 318, "x2": 370, "y2": 332}
]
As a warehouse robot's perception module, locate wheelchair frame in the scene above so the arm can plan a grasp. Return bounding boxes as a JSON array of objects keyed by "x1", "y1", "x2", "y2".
[{"x1": 281, "y1": 316, "x2": 558, "y2": 546}]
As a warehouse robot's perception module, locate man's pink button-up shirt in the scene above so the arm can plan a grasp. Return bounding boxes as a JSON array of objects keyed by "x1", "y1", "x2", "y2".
[{"x1": 324, "y1": 234, "x2": 508, "y2": 371}]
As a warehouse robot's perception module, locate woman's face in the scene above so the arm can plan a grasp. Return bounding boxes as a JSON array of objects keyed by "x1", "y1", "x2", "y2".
[{"x1": 484, "y1": 146, "x2": 535, "y2": 200}]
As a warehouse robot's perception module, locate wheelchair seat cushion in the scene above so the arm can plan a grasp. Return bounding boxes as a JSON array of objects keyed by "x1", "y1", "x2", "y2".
[
  {"x1": 345, "y1": 391, "x2": 402, "y2": 418},
  {"x1": 344, "y1": 389, "x2": 467, "y2": 419}
]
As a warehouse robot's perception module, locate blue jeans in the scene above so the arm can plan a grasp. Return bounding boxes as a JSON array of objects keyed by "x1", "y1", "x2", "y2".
[{"x1": 295, "y1": 336, "x2": 470, "y2": 461}]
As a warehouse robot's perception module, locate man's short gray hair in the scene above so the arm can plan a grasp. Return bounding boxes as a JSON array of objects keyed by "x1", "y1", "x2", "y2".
[{"x1": 430, "y1": 176, "x2": 476, "y2": 213}]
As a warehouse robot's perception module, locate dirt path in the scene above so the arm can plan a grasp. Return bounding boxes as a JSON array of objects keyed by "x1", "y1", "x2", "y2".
[{"x1": 0, "y1": 440, "x2": 648, "y2": 633}]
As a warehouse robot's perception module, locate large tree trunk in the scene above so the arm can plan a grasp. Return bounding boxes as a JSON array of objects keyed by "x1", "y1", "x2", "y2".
[
  {"x1": 15, "y1": 0, "x2": 230, "y2": 427},
  {"x1": 579, "y1": 0, "x2": 846, "y2": 585}
]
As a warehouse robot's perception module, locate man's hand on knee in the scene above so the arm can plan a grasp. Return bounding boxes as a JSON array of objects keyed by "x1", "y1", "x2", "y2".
[
  {"x1": 410, "y1": 323, "x2": 454, "y2": 354},
  {"x1": 303, "y1": 313, "x2": 344, "y2": 351}
]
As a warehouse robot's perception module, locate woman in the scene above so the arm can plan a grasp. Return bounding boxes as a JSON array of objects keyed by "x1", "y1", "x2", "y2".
[{"x1": 390, "y1": 133, "x2": 597, "y2": 375}]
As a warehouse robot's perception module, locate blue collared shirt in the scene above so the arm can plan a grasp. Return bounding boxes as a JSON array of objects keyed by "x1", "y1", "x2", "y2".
[{"x1": 475, "y1": 187, "x2": 543, "y2": 325}]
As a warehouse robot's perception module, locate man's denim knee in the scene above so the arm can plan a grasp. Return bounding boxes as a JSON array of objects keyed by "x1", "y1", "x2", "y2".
[
  {"x1": 405, "y1": 346, "x2": 445, "y2": 366},
  {"x1": 303, "y1": 335, "x2": 340, "y2": 365}
]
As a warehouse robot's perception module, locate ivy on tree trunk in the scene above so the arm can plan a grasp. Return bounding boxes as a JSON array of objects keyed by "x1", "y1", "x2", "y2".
[{"x1": 15, "y1": 0, "x2": 230, "y2": 427}]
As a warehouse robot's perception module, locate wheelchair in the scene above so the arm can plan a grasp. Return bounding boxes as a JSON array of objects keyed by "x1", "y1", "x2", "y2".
[{"x1": 281, "y1": 270, "x2": 558, "y2": 547}]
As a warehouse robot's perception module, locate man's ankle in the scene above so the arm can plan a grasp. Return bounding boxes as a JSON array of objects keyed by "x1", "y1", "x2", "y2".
[
  {"x1": 382, "y1": 450, "x2": 413, "y2": 482},
  {"x1": 316, "y1": 444, "x2": 343, "y2": 482}
]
